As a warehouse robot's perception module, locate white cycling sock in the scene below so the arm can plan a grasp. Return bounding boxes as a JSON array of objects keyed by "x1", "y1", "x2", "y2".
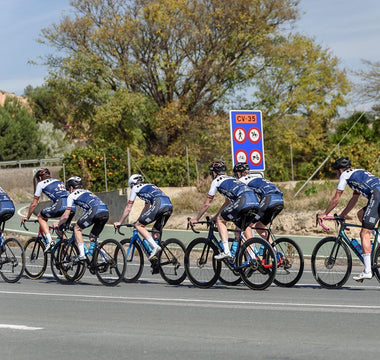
[
  {"x1": 45, "y1": 233, "x2": 52, "y2": 244},
  {"x1": 363, "y1": 253, "x2": 371, "y2": 273},
  {"x1": 78, "y1": 243, "x2": 85, "y2": 257},
  {"x1": 146, "y1": 236, "x2": 159, "y2": 249},
  {"x1": 222, "y1": 241, "x2": 230, "y2": 254}
]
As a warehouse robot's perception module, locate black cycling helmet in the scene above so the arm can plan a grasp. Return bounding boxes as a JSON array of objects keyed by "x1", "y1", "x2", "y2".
[
  {"x1": 67, "y1": 176, "x2": 83, "y2": 189},
  {"x1": 332, "y1": 157, "x2": 351, "y2": 170},
  {"x1": 209, "y1": 160, "x2": 226, "y2": 175},
  {"x1": 233, "y1": 162, "x2": 250, "y2": 176},
  {"x1": 35, "y1": 167, "x2": 50, "y2": 180}
]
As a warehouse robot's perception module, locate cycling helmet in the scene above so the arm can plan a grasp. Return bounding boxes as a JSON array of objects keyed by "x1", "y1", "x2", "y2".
[
  {"x1": 35, "y1": 168, "x2": 50, "y2": 180},
  {"x1": 332, "y1": 157, "x2": 351, "y2": 170},
  {"x1": 66, "y1": 176, "x2": 83, "y2": 189},
  {"x1": 128, "y1": 174, "x2": 144, "y2": 188},
  {"x1": 233, "y1": 162, "x2": 250, "y2": 176},
  {"x1": 209, "y1": 160, "x2": 226, "y2": 175}
]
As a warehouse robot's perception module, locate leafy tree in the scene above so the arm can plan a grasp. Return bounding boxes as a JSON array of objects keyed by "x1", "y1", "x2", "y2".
[
  {"x1": 0, "y1": 98, "x2": 45, "y2": 161},
  {"x1": 354, "y1": 60, "x2": 380, "y2": 107}
]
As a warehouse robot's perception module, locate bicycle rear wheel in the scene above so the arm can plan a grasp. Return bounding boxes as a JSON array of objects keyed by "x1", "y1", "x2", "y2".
[
  {"x1": 311, "y1": 237, "x2": 352, "y2": 289},
  {"x1": 273, "y1": 237, "x2": 304, "y2": 287},
  {"x1": 94, "y1": 239, "x2": 127, "y2": 286},
  {"x1": 0, "y1": 238, "x2": 25, "y2": 283},
  {"x1": 238, "y1": 237, "x2": 276, "y2": 290},
  {"x1": 184, "y1": 238, "x2": 221, "y2": 288},
  {"x1": 372, "y1": 245, "x2": 380, "y2": 282},
  {"x1": 158, "y1": 238, "x2": 186, "y2": 285},
  {"x1": 120, "y1": 238, "x2": 144, "y2": 283},
  {"x1": 51, "y1": 240, "x2": 85, "y2": 284},
  {"x1": 24, "y1": 237, "x2": 47, "y2": 279}
]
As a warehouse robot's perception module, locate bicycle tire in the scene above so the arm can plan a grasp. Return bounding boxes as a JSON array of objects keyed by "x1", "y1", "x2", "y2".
[
  {"x1": 23, "y1": 237, "x2": 47, "y2": 279},
  {"x1": 238, "y1": 237, "x2": 276, "y2": 290},
  {"x1": 372, "y1": 245, "x2": 380, "y2": 283},
  {"x1": 311, "y1": 236, "x2": 352, "y2": 289},
  {"x1": 51, "y1": 240, "x2": 85, "y2": 284},
  {"x1": 184, "y1": 237, "x2": 221, "y2": 288},
  {"x1": 273, "y1": 237, "x2": 304, "y2": 287},
  {"x1": 218, "y1": 238, "x2": 242, "y2": 286},
  {"x1": 158, "y1": 238, "x2": 186, "y2": 285},
  {"x1": 94, "y1": 239, "x2": 127, "y2": 286},
  {"x1": 0, "y1": 238, "x2": 25, "y2": 283},
  {"x1": 120, "y1": 238, "x2": 144, "y2": 283}
]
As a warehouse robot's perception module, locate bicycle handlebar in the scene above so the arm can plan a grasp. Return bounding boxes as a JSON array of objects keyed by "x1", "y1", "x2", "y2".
[
  {"x1": 114, "y1": 223, "x2": 135, "y2": 236},
  {"x1": 316, "y1": 214, "x2": 345, "y2": 231},
  {"x1": 20, "y1": 219, "x2": 39, "y2": 231}
]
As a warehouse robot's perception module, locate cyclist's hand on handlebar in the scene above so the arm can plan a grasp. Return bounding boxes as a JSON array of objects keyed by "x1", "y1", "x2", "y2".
[
  {"x1": 188, "y1": 218, "x2": 198, "y2": 227},
  {"x1": 113, "y1": 221, "x2": 122, "y2": 229},
  {"x1": 21, "y1": 217, "x2": 28, "y2": 224}
]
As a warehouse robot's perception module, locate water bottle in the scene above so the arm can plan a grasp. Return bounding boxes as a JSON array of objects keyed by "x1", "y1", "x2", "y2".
[
  {"x1": 88, "y1": 241, "x2": 96, "y2": 256},
  {"x1": 142, "y1": 239, "x2": 152, "y2": 253},
  {"x1": 84, "y1": 242, "x2": 89, "y2": 255},
  {"x1": 230, "y1": 240, "x2": 239, "y2": 257},
  {"x1": 258, "y1": 244, "x2": 265, "y2": 256},
  {"x1": 351, "y1": 239, "x2": 362, "y2": 254}
]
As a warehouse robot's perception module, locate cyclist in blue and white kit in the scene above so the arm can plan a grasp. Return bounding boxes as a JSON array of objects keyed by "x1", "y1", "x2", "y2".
[
  {"x1": 0, "y1": 186, "x2": 15, "y2": 223},
  {"x1": 113, "y1": 174, "x2": 172, "y2": 260},
  {"x1": 55, "y1": 176, "x2": 109, "y2": 261},
  {"x1": 189, "y1": 161, "x2": 259, "y2": 260},
  {"x1": 233, "y1": 162, "x2": 284, "y2": 243},
  {"x1": 21, "y1": 168, "x2": 73, "y2": 252},
  {"x1": 318, "y1": 157, "x2": 380, "y2": 281}
]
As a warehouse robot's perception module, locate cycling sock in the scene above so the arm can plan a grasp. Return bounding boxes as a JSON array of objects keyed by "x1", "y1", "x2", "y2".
[
  {"x1": 363, "y1": 253, "x2": 371, "y2": 273},
  {"x1": 45, "y1": 233, "x2": 52, "y2": 244},
  {"x1": 78, "y1": 243, "x2": 85, "y2": 257},
  {"x1": 146, "y1": 236, "x2": 159, "y2": 249},
  {"x1": 222, "y1": 241, "x2": 230, "y2": 254}
]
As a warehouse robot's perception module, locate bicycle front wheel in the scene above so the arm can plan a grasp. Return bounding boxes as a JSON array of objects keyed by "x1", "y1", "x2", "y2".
[
  {"x1": 0, "y1": 238, "x2": 25, "y2": 283},
  {"x1": 311, "y1": 237, "x2": 352, "y2": 289},
  {"x1": 51, "y1": 240, "x2": 85, "y2": 284},
  {"x1": 184, "y1": 238, "x2": 221, "y2": 288},
  {"x1": 24, "y1": 237, "x2": 47, "y2": 279},
  {"x1": 158, "y1": 238, "x2": 186, "y2": 285},
  {"x1": 238, "y1": 237, "x2": 276, "y2": 290},
  {"x1": 120, "y1": 238, "x2": 144, "y2": 283},
  {"x1": 273, "y1": 237, "x2": 304, "y2": 287},
  {"x1": 372, "y1": 245, "x2": 380, "y2": 283},
  {"x1": 94, "y1": 239, "x2": 127, "y2": 286}
]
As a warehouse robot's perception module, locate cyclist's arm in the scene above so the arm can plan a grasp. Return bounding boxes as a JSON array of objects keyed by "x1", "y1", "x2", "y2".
[
  {"x1": 191, "y1": 195, "x2": 213, "y2": 224},
  {"x1": 21, "y1": 196, "x2": 39, "y2": 222},
  {"x1": 115, "y1": 201, "x2": 134, "y2": 226},
  {"x1": 319, "y1": 189, "x2": 343, "y2": 219},
  {"x1": 340, "y1": 191, "x2": 360, "y2": 218},
  {"x1": 56, "y1": 208, "x2": 72, "y2": 228}
]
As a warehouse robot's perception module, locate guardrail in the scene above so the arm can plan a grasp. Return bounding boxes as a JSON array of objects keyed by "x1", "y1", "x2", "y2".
[{"x1": 0, "y1": 158, "x2": 62, "y2": 169}]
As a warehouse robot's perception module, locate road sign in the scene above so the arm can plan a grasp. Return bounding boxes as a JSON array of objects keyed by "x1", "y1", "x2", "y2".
[{"x1": 230, "y1": 110, "x2": 265, "y2": 171}]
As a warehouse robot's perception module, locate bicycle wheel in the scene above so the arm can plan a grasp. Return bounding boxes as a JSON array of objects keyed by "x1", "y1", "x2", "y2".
[
  {"x1": 311, "y1": 237, "x2": 352, "y2": 289},
  {"x1": 238, "y1": 237, "x2": 276, "y2": 290},
  {"x1": 273, "y1": 237, "x2": 304, "y2": 287},
  {"x1": 372, "y1": 245, "x2": 380, "y2": 282},
  {"x1": 218, "y1": 238, "x2": 242, "y2": 286},
  {"x1": 120, "y1": 238, "x2": 144, "y2": 283},
  {"x1": 23, "y1": 237, "x2": 47, "y2": 279},
  {"x1": 94, "y1": 239, "x2": 127, "y2": 286},
  {"x1": 0, "y1": 238, "x2": 25, "y2": 283},
  {"x1": 184, "y1": 237, "x2": 221, "y2": 288},
  {"x1": 51, "y1": 240, "x2": 85, "y2": 284},
  {"x1": 158, "y1": 238, "x2": 186, "y2": 285}
]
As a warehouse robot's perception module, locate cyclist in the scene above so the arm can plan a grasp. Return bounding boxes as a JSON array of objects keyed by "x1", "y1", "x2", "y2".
[
  {"x1": 189, "y1": 160, "x2": 259, "y2": 260},
  {"x1": 55, "y1": 176, "x2": 109, "y2": 261},
  {"x1": 0, "y1": 186, "x2": 15, "y2": 222},
  {"x1": 21, "y1": 168, "x2": 73, "y2": 252},
  {"x1": 317, "y1": 157, "x2": 380, "y2": 281},
  {"x1": 113, "y1": 174, "x2": 172, "y2": 260},
  {"x1": 233, "y1": 162, "x2": 284, "y2": 243}
]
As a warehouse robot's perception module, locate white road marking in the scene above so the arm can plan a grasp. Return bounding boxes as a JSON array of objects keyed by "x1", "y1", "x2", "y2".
[{"x1": 0, "y1": 324, "x2": 43, "y2": 330}]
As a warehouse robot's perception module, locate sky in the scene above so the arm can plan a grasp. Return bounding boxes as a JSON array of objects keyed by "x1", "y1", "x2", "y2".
[{"x1": 1, "y1": 0, "x2": 379, "y2": 113}]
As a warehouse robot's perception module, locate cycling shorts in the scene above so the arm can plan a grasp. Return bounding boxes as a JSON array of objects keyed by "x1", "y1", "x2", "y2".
[
  {"x1": 256, "y1": 195, "x2": 284, "y2": 225},
  {"x1": 138, "y1": 197, "x2": 173, "y2": 231},
  {"x1": 40, "y1": 198, "x2": 67, "y2": 219},
  {"x1": 362, "y1": 187, "x2": 380, "y2": 230},
  {"x1": 0, "y1": 200, "x2": 15, "y2": 222},
  {"x1": 77, "y1": 206, "x2": 109, "y2": 237}
]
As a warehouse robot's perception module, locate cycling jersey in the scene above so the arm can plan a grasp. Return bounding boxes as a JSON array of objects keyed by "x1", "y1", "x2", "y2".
[
  {"x1": 239, "y1": 175, "x2": 283, "y2": 200},
  {"x1": 337, "y1": 169, "x2": 380, "y2": 198},
  {"x1": 67, "y1": 189, "x2": 108, "y2": 213},
  {"x1": 129, "y1": 183, "x2": 172, "y2": 208},
  {"x1": 208, "y1": 175, "x2": 257, "y2": 202},
  {"x1": 34, "y1": 178, "x2": 68, "y2": 200}
]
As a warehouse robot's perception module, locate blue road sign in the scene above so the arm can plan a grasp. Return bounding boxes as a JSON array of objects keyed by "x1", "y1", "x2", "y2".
[{"x1": 230, "y1": 110, "x2": 265, "y2": 171}]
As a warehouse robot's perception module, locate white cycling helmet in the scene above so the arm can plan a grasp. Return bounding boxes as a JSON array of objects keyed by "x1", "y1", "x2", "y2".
[{"x1": 128, "y1": 174, "x2": 144, "y2": 188}]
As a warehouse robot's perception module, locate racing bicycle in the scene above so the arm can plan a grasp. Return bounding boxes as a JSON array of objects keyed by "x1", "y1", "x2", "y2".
[{"x1": 313, "y1": 215, "x2": 380, "y2": 289}]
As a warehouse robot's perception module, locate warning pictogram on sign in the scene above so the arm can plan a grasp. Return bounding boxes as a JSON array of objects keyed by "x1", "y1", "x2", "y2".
[
  {"x1": 235, "y1": 150, "x2": 248, "y2": 164},
  {"x1": 248, "y1": 127, "x2": 261, "y2": 144},
  {"x1": 249, "y1": 150, "x2": 263, "y2": 166},
  {"x1": 233, "y1": 127, "x2": 246, "y2": 144}
]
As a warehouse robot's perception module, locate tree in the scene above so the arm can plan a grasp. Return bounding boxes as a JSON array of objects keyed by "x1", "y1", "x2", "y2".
[
  {"x1": 0, "y1": 98, "x2": 45, "y2": 161},
  {"x1": 38, "y1": 0, "x2": 300, "y2": 149},
  {"x1": 354, "y1": 60, "x2": 380, "y2": 108}
]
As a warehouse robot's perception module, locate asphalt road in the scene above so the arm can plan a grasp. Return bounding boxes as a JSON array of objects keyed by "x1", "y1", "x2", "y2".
[{"x1": 2, "y1": 203, "x2": 380, "y2": 359}]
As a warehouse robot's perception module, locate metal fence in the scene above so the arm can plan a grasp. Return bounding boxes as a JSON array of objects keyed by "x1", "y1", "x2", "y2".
[{"x1": 0, "y1": 158, "x2": 63, "y2": 169}]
